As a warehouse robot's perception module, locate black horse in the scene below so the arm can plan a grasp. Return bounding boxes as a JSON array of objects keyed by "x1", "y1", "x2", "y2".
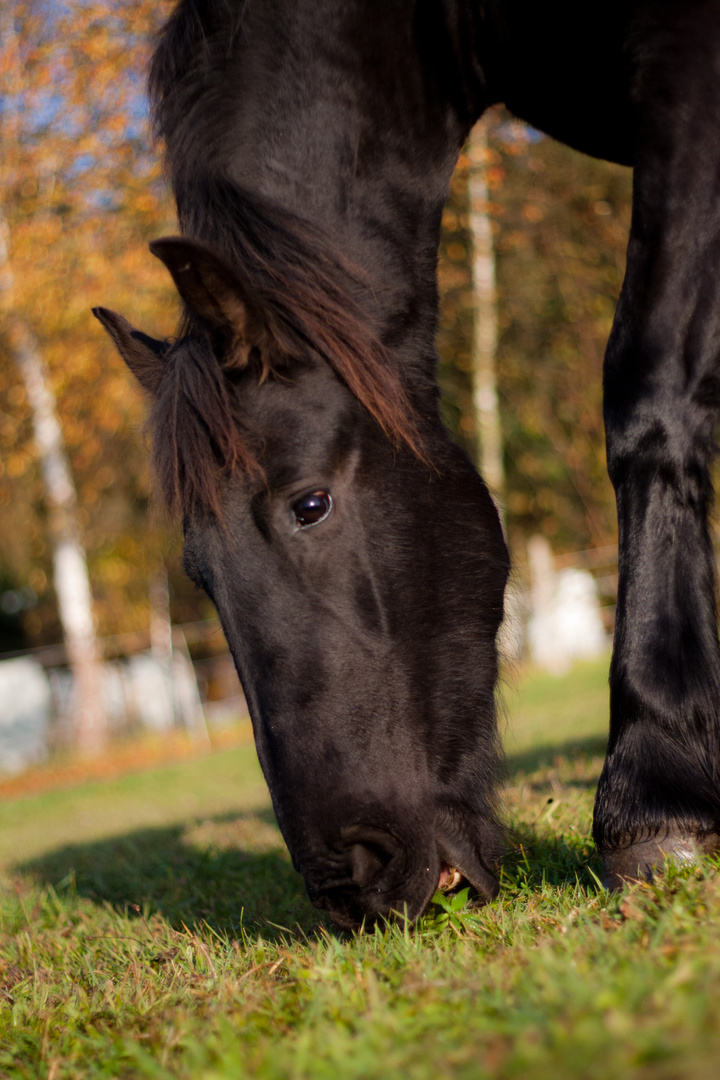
[{"x1": 95, "y1": 0, "x2": 720, "y2": 928}]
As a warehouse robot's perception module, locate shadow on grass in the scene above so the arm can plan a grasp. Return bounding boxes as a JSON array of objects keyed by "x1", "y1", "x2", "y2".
[
  {"x1": 15, "y1": 736, "x2": 610, "y2": 938},
  {"x1": 506, "y1": 734, "x2": 608, "y2": 782},
  {"x1": 16, "y1": 807, "x2": 326, "y2": 941},
  {"x1": 501, "y1": 820, "x2": 604, "y2": 893}
]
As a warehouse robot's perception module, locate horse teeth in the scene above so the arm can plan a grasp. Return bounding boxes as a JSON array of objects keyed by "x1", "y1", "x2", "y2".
[
  {"x1": 447, "y1": 867, "x2": 462, "y2": 890},
  {"x1": 438, "y1": 865, "x2": 462, "y2": 892}
]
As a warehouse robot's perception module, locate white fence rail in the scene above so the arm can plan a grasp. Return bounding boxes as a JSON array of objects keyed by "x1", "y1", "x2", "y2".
[{"x1": 0, "y1": 619, "x2": 247, "y2": 774}]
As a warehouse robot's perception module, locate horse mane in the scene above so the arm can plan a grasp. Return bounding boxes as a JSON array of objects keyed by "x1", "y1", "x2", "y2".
[{"x1": 148, "y1": 0, "x2": 424, "y2": 516}]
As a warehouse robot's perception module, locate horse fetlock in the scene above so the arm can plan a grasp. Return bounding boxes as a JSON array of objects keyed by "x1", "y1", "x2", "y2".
[
  {"x1": 600, "y1": 828, "x2": 720, "y2": 891},
  {"x1": 593, "y1": 711, "x2": 720, "y2": 864}
]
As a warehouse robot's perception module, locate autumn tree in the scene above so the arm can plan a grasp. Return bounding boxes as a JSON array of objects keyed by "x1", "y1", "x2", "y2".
[
  {"x1": 437, "y1": 112, "x2": 632, "y2": 554},
  {"x1": 0, "y1": 4, "x2": 636, "y2": 707},
  {"x1": 0, "y1": 2, "x2": 207, "y2": 676}
]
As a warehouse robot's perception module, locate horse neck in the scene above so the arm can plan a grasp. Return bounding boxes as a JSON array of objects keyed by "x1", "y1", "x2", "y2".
[{"x1": 156, "y1": 0, "x2": 487, "y2": 379}]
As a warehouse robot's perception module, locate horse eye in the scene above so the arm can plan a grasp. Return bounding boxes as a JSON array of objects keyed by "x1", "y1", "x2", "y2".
[{"x1": 292, "y1": 490, "x2": 333, "y2": 528}]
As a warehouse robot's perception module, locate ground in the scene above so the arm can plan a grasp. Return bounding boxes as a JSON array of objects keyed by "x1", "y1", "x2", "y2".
[{"x1": 2, "y1": 656, "x2": 720, "y2": 1080}]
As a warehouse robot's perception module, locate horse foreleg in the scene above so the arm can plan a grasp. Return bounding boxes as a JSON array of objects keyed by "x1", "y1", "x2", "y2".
[{"x1": 594, "y1": 6, "x2": 720, "y2": 885}]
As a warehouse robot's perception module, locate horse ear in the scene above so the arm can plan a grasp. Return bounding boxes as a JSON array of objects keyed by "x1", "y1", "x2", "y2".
[
  {"x1": 92, "y1": 307, "x2": 166, "y2": 396},
  {"x1": 149, "y1": 237, "x2": 255, "y2": 351}
]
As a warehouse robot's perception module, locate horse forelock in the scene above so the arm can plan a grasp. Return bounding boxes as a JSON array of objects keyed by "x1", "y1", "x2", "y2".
[
  {"x1": 148, "y1": 330, "x2": 258, "y2": 518},
  {"x1": 146, "y1": 180, "x2": 426, "y2": 516}
]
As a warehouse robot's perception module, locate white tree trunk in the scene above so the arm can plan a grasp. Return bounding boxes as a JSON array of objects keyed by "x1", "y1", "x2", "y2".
[
  {"x1": 4, "y1": 316, "x2": 107, "y2": 755},
  {"x1": 468, "y1": 121, "x2": 505, "y2": 523},
  {"x1": 0, "y1": 223, "x2": 106, "y2": 755}
]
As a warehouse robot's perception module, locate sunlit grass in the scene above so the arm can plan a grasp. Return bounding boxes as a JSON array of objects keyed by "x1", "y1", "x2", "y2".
[
  {"x1": 502, "y1": 653, "x2": 610, "y2": 765},
  {"x1": 2, "y1": 654, "x2": 720, "y2": 1079}
]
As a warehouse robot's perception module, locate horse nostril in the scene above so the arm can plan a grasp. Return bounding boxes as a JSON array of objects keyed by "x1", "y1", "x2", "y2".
[{"x1": 346, "y1": 835, "x2": 396, "y2": 888}]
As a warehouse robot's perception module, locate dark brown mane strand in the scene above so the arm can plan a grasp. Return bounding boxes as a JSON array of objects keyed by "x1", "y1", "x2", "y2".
[
  {"x1": 178, "y1": 176, "x2": 425, "y2": 453},
  {"x1": 149, "y1": 331, "x2": 262, "y2": 517}
]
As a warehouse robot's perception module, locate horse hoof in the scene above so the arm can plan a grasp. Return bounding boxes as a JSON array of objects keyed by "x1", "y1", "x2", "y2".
[{"x1": 601, "y1": 831, "x2": 720, "y2": 891}]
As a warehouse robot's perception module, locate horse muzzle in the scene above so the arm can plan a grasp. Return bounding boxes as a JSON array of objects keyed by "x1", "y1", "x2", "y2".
[{"x1": 301, "y1": 816, "x2": 500, "y2": 929}]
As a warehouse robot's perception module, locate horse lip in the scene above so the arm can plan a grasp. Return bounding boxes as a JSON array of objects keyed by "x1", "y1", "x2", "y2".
[
  {"x1": 435, "y1": 820, "x2": 501, "y2": 904},
  {"x1": 435, "y1": 850, "x2": 497, "y2": 902}
]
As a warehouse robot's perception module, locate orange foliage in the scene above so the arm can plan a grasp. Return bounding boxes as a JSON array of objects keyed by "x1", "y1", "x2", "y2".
[
  {"x1": 0, "y1": 0, "x2": 202, "y2": 644},
  {"x1": 0, "y1": 8, "x2": 635, "y2": 649},
  {"x1": 437, "y1": 110, "x2": 633, "y2": 552}
]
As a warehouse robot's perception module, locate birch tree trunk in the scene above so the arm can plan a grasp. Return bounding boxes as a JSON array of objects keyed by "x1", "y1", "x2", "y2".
[
  {"x1": 468, "y1": 121, "x2": 505, "y2": 524},
  {"x1": 0, "y1": 304, "x2": 107, "y2": 754},
  {"x1": 1, "y1": 6, "x2": 106, "y2": 754},
  {"x1": 5, "y1": 319, "x2": 106, "y2": 754}
]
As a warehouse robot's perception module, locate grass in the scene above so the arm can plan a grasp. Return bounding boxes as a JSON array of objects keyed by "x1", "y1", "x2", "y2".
[{"x1": 2, "y1": 654, "x2": 720, "y2": 1079}]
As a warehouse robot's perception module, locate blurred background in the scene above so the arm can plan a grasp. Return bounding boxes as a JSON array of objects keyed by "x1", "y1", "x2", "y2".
[{"x1": 0, "y1": 0, "x2": 632, "y2": 776}]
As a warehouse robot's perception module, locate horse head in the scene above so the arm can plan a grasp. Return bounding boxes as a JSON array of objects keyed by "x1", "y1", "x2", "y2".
[{"x1": 95, "y1": 231, "x2": 508, "y2": 929}]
